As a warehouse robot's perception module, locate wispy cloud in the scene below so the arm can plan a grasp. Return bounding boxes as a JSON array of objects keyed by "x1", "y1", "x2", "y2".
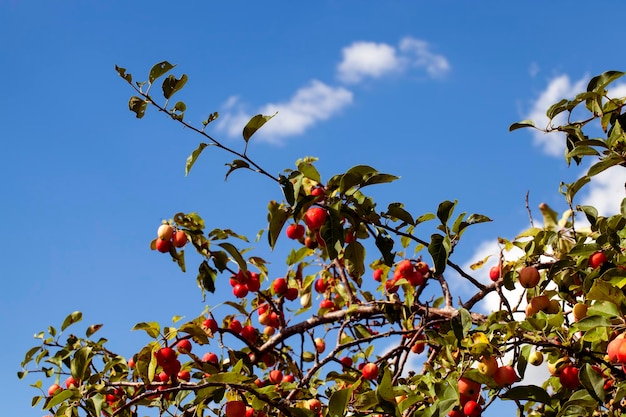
[
  {"x1": 525, "y1": 74, "x2": 588, "y2": 157},
  {"x1": 337, "y1": 37, "x2": 450, "y2": 84},
  {"x1": 216, "y1": 36, "x2": 449, "y2": 144},
  {"x1": 215, "y1": 81, "x2": 353, "y2": 144}
]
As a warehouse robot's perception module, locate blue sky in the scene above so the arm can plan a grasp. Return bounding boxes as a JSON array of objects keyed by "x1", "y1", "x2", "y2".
[{"x1": 3, "y1": 2, "x2": 626, "y2": 416}]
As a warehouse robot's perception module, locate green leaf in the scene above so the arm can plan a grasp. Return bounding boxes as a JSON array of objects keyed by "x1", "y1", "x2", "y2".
[
  {"x1": 202, "y1": 111, "x2": 219, "y2": 126},
  {"x1": 362, "y1": 173, "x2": 399, "y2": 187},
  {"x1": 206, "y1": 371, "x2": 254, "y2": 384},
  {"x1": 328, "y1": 387, "x2": 353, "y2": 417},
  {"x1": 86, "y1": 324, "x2": 103, "y2": 337},
  {"x1": 162, "y1": 73, "x2": 188, "y2": 99},
  {"x1": 225, "y1": 159, "x2": 251, "y2": 181},
  {"x1": 587, "y1": 155, "x2": 623, "y2": 177},
  {"x1": 61, "y1": 311, "x2": 82, "y2": 331},
  {"x1": 580, "y1": 363, "x2": 605, "y2": 402},
  {"x1": 45, "y1": 388, "x2": 74, "y2": 410},
  {"x1": 385, "y1": 203, "x2": 415, "y2": 225},
  {"x1": 149, "y1": 61, "x2": 175, "y2": 84},
  {"x1": 243, "y1": 113, "x2": 276, "y2": 142},
  {"x1": 587, "y1": 71, "x2": 625, "y2": 94},
  {"x1": 436, "y1": 200, "x2": 456, "y2": 226},
  {"x1": 70, "y1": 347, "x2": 93, "y2": 382},
  {"x1": 500, "y1": 385, "x2": 551, "y2": 404},
  {"x1": 509, "y1": 120, "x2": 536, "y2": 131},
  {"x1": 198, "y1": 260, "x2": 217, "y2": 296},
  {"x1": 128, "y1": 96, "x2": 147, "y2": 119},
  {"x1": 451, "y1": 308, "x2": 472, "y2": 341},
  {"x1": 375, "y1": 232, "x2": 395, "y2": 266},
  {"x1": 562, "y1": 175, "x2": 590, "y2": 205},
  {"x1": 131, "y1": 322, "x2": 161, "y2": 338},
  {"x1": 376, "y1": 366, "x2": 394, "y2": 402},
  {"x1": 267, "y1": 201, "x2": 290, "y2": 250},
  {"x1": 546, "y1": 98, "x2": 569, "y2": 120},
  {"x1": 428, "y1": 233, "x2": 450, "y2": 274},
  {"x1": 344, "y1": 241, "x2": 366, "y2": 279}
]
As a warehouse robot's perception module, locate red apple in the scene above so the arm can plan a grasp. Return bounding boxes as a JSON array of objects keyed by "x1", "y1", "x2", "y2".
[
  {"x1": 519, "y1": 266, "x2": 540, "y2": 288},
  {"x1": 155, "y1": 347, "x2": 177, "y2": 367},
  {"x1": 559, "y1": 365, "x2": 580, "y2": 389},
  {"x1": 233, "y1": 283, "x2": 249, "y2": 298},
  {"x1": 284, "y1": 287, "x2": 299, "y2": 301},
  {"x1": 241, "y1": 325, "x2": 258, "y2": 344},
  {"x1": 273, "y1": 278, "x2": 288, "y2": 295},
  {"x1": 202, "y1": 352, "x2": 218, "y2": 365},
  {"x1": 361, "y1": 362, "x2": 379, "y2": 380},
  {"x1": 269, "y1": 369, "x2": 283, "y2": 384},
  {"x1": 373, "y1": 268, "x2": 383, "y2": 282},
  {"x1": 457, "y1": 377, "x2": 481, "y2": 399},
  {"x1": 203, "y1": 318, "x2": 218, "y2": 334},
  {"x1": 308, "y1": 398, "x2": 322, "y2": 412},
  {"x1": 463, "y1": 400, "x2": 482, "y2": 417},
  {"x1": 155, "y1": 238, "x2": 171, "y2": 253},
  {"x1": 493, "y1": 365, "x2": 517, "y2": 387},
  {"x1": 47, "y1": 383, "x2": 62, "y2": 396},
  {"x1": 488, "y1": 265, "x2": 500, "y2": 281},
  {"x1": 64, "y1": 376, "x2": 78, "y2": 389},
  {"x1": 177, "y1": 369, "x2": 191, "y2": 382},
  {"x1": 286, "y1": 223, "x2": 305, "y2": 240},
  {"x1": 225, "y1": 400, "x2": 246, "y2": 417},
  {"x1": 176, "y1": 339, "x2": 192, "y2": 353},
  {"x1": 229, "y1": 319, "x2": 243, "y2": 334},
  {"x1": 172, "y1": 230, "x2": 187, "y2": 247},
  {"x1": 589, "y1": 251, "x2": 608, "y2": 269},
  {"x1": 314, "y1": 278, "x2": 328, "y2": 293},
  {"x1": 304, "y1": 207, "x2": 327, "y2": 230}
]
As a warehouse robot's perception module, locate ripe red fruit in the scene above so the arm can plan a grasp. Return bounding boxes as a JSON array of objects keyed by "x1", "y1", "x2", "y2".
[
  {"x1": 559, "y1": 365, "x2": 580, "y2": 389},
  {"x1": 282, "y1": 374, "x2": 295, "y2": 383},
  {"x1": 463, "y1": 400, "x2": 482, "y2": 417},
  {"x1": 47, "y1": 383, "x2": 62, "y2": 396},
  {"x1": 373, "y1": 269, "x2": 383, "y2": 282},
  {"x1": 176, "y1": 339, "x2": 192, "y2": 353},
  {"x1": 385, "y1": 278, "x2": 399, "y2": 294},
  {"x1": 241, "y1": 325, "x2": 258, "y2": 344},
  {"x1": 171, "y1": 230, "x2": 187, "y2": 247},
  {"x1": 361, "y1": 362, "x2": 379, "y2": 380},
  {"x1": 286, "y1": 223, "x2": 305, "y2": 240},
  {"x1": 202, "y1": 352, "x2": 219, "y2": 365},
  {"x1": 607, "y1": 337, "x2": 626, "y2": 363},
  {"x1": 519, "y1": 266, "x2": 540, "y2": 288},
  {"x1": 155, "y1": 238, "x2": 171, "y2": 253},
  {"x1": 127, "y1": 357, "x2": 135, "y2": 368},
  {"x1": 225, "y1": 400, "x2": 246, "y2": 417},
  {"x1": 157, "y1": 224, "x2": 174, "y2": 240},
  {"x1": 269, "y1": 369, "x2": 283, "y2": 384},
  {"x1": 340, "y1": 357, "x2": 353, "y2": 367},
  {"x1": 304, "y1": 207, "x2": 328, "y2": 230},
  {"x1": 314, "y1": 278, "x2": 328, "y2": 293},
  {"x1": 155, "y1": 347, "x2": 177, "y2": 367},
  {"x1": 488, "y1": 265, "x2": 500, "y2": 281},
  {"x1": 64, "y1": 376, "x2": 78, "y2": 389},
  {"x1": 229, "y1": 319, "x2": 243, "y2": 334},
  {"x1": 457, "y1": 377, "x2": 481, "y2": 399},
  {"x1": 203, "y1": 318, "x2": 218, "y2": 334},
  {"x1": 177, "y1": 369, "x2": 191, "y2": 382},
  {"x1": 161, "y1": 359, "x2": 181, "y2": 376},
  {"x1": 273, "y1": 278, "x2": 288, "y2": 295},
  {"x1": 447, "y1": 410, "x2": 464, "y2": 417},
  {"x1": 304, "y1": 236, "x2": 318, "y2": 249},
  {"x1": 415, "y1": 261, "x2": 430, "y2": 275},
  {"x1": 310, "y1": 186, "x2": 325, "y2": 201},
  {"x1": 319, "y1": 299, "x2": 335, "y2": 310},
  {"x1": 589, "y1": 251, "x2": 608, "y2": 269},
  {"x1": 284, "y1": 287, "x2": 299, "y2": 301},
  {"x1": 233, "y1": 283, "x2": 249, "y2": 298},
  {"x1": 247, "y1": 276, "x2": 261, "y2": 292},
  {"x1": 493, "y1": 365, "x2": 518, "y2": 387}
]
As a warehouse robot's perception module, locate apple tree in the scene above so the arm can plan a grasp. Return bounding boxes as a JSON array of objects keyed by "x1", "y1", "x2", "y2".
[{"x1": 18, "y1": 63, "x2": 626, "y2": 417}]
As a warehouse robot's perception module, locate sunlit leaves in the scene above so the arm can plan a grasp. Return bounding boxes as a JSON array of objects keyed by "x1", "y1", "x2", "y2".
[
  {"x1": 131, "y1": 322, "x2": 161, "y2": 338},
  {"x1": 61, "y1": 311, "x2": 82, "y2": 331},
  {"x1": 243, "y1": 113, "x2": 276, "y2": 143},
  {"x1": 428, "y1": 233, "x2": 450, "y2": 274}
]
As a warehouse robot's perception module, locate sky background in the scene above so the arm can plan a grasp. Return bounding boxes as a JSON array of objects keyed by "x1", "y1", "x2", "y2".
[{"x1": 3, "y1": 2, "x2": 626, "y2": 416}]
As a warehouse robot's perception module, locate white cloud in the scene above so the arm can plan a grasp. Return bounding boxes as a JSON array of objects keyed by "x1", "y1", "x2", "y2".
[
  {"x1": 216, "y1": 80, "x2": 353, "y2": 144},
  {"x1": 579, "y1": 166, "x2": 626, "y2": 216},
  {"x1": 526, "y1": 74, "x2": 588, "y2": 157},
  {"x1": 337, "y1": 37, "x2": 450, "y2": 84}
]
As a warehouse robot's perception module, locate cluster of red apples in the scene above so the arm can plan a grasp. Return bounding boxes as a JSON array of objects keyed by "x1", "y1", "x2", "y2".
[{"x1": 154, "y1": 223, "x2": 188, "y2": 253}]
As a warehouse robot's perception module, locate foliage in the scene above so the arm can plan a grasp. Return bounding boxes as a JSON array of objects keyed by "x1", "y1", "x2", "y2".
[{"x1": 19, "y1": 63, "x2": 626, "y2": 417}]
